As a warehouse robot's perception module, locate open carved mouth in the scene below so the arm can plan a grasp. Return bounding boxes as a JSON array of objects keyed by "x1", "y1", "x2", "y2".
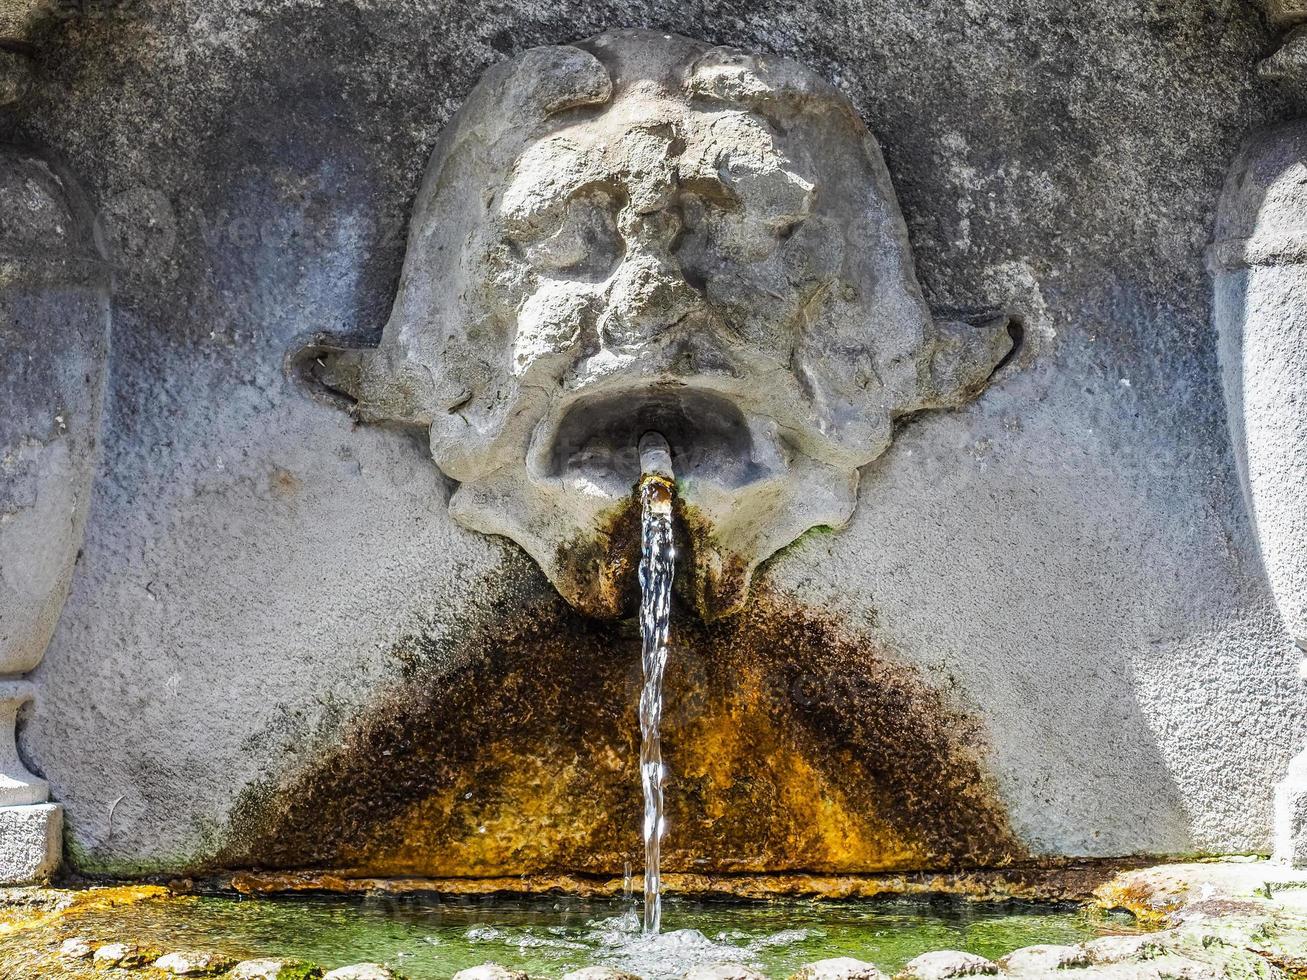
[{"x1": 534, "y1": 384, "x2": 774, "y2": 493}]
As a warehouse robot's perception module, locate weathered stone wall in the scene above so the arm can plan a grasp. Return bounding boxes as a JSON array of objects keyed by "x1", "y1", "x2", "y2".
[{"x1": 5, "y1": 1, "x2": 1304, "y2": 876}]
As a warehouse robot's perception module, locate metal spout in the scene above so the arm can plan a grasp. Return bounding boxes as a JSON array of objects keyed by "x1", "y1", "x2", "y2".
[{"x1": 638, "y1": 431, "x2": 674, "y2": 483}]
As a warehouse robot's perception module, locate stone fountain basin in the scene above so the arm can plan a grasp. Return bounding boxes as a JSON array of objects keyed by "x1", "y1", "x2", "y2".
[{"x1": 3, "y1": 860, "x2": 1307, "y2": 979}]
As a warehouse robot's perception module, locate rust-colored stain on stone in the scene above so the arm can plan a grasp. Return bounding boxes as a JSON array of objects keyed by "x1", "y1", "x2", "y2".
[
  {"x1": 551, "y1": 492, "x2": 778, "y2": 620},
  {"x1": 226, "y1": 861, "x2": 1145, "y2": 903},
  {"x1": 223, "y1": 593, "x2": 1022, "y2": 880}
]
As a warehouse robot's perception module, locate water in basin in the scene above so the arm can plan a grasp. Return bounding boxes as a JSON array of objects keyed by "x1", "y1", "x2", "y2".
[{"x1": 28, "y1": 893, "x2": 1145, "y2": 979}]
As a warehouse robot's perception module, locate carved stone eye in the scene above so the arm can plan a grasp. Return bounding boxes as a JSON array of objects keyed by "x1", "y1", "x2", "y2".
[
  {"x1": 521, "y1": 188, "x2": 624, "y2": 281},
  {"x1": 672, "y1": 178, "x2": 801, "y2": 279},
  {"x1": 670, "y1": 188, "x2": 730, "y2": 288}
]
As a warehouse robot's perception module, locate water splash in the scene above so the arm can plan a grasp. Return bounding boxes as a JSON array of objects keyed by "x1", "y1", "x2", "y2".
[{"x1": 638, "y1": 433, "x2": 676, "y2": 935}]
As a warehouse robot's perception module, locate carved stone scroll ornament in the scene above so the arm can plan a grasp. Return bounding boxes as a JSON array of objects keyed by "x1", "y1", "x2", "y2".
[
  {"x1": 0, "y1": 0, "x2": 53, "y2": 107},
  {"x1": 1211, "y1": 123, "x2": 1307, "y2": 865},
  {"x1": 297, "y1": 30, "x2": 1014, "y2": 619},
  {"x1": 1259, "y1": 0, "x2": 1307, "y2": 88}
]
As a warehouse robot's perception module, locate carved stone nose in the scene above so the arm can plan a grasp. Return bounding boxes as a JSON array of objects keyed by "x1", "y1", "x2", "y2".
[{"x1": 600, "y1": 210, "x2": 701, "y2": 349}]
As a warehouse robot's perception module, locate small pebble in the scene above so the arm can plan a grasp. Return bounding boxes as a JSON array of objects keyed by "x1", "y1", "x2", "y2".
[
  {"x1": 1082, "y1": 933, "x2": 1169, "y2": 964},
  {"x1": 998, "y1": 944, "x2": 1090, "y2": 972},
  {"x1": 227, "y1": 959, "x2": 325, "y2": 979},
  {"x1": 451, "y1": 966, "x2": 531, "y2": 980},
  {"x1": 789, "y1": 958, "x2": 890, "y2": 980},
  {"x1": 683, "y1": 966, "x2": 768, "y2": 980},
  {"x1": 92, "y1": 942, "x2": 152, "y2": 968},
  {"x1": 58, "y1": 937, "x2": 93, "y2": 959},
  {"x1": 898, "y1": 950, "x2": 998, "y2": 979},
  {"x1": 155, "y1": 949, "x2": 237, "y2": 975},
  {"x1": 323, "y1": 964, "x2": 404, "y2": 980}
]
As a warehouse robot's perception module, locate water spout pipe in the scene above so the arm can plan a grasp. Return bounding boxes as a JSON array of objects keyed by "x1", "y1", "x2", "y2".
[{"x1": 639, "y1": 432, "x2": 674, "y2": 483}]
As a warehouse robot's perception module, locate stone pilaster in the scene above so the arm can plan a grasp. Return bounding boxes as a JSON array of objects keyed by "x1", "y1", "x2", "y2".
[
  {"x1": 1213, "y1": 116, "x2": 1307, "y2": 865},
  {"x1": 0, "y1": 5, "x2": 110, "y2": 877}
]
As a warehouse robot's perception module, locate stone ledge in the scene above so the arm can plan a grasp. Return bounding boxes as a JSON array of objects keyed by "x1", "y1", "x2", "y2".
[
  {"x1": 0, "y1": 803, "x2": 62, "y2": 886},
  {"x1": 222, "y1": 858, "x2": 1150, "y2": 903}
]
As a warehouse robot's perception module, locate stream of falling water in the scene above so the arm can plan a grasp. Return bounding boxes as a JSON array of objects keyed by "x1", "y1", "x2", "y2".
[{"x1": 638, "y1": 458, "x2": 675, "y2": 935}]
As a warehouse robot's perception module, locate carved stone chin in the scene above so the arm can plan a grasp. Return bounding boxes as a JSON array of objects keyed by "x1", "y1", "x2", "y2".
[{"x1": 298, "y1": 29, "x2": 1013, "y2": 619}]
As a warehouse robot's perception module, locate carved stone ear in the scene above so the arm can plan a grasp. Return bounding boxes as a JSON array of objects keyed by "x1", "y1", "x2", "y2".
[
  {"x1": 924, "y1": 314, "x2": 1019, "y2": 409},
  {"x1": 286, "y1": 333, "x2": 434, "y2": 428}
]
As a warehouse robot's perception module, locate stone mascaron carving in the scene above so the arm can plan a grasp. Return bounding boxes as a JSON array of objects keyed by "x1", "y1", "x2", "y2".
[{"x1": 298, "y1": 29, "x2": 1013, "y2": 619}]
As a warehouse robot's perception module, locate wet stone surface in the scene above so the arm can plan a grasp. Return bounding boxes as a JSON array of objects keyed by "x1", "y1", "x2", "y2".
[{"x1": 221, "y1": 593, "x2": 1019, "y2": 880}]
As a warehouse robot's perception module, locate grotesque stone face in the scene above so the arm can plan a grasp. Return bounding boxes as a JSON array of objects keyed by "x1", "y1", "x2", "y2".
[{"x1": 300, "y1": 30, "x2": 1012, "y2": 618}]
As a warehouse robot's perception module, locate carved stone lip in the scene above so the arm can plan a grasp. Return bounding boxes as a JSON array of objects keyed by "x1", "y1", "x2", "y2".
[
  {"x1": 523, "y1": 371, "x2": 834, "y2": 500},
  {"x1": 528, "y1": 382, "x2": 761, "y2": 487}
]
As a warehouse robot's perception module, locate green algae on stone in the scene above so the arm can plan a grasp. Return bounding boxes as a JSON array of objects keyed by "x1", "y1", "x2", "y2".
[{"x1": 15, "y1": 862, "x2": 1307, "y2": 980}]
